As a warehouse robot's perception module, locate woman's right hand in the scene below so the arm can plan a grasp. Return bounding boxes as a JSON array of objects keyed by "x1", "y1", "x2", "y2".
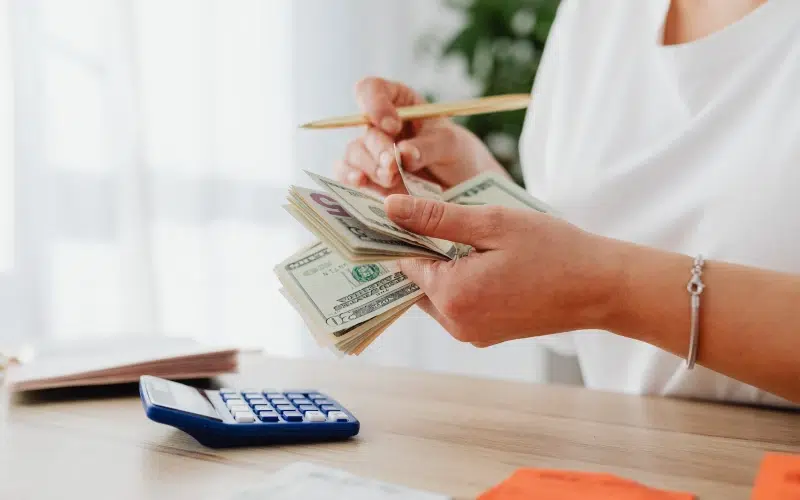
[{"x1": 334, "y1": 77, "x2": 508, "y2": 195}]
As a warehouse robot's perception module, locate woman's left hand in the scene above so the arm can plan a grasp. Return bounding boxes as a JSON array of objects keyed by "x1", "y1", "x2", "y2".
[{"x1": 384, "y1": 194, "x2": 626, "y2": 347}]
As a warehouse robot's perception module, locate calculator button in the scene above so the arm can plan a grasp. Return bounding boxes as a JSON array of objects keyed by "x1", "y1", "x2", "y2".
[
  {"x1": 226, "y1": 400, "x2": 247, "y2": 408},
  {"x1": 234, "y1": 412, "x2": 256, "y2": 423},
  {"x1": 303, "y1": 411, "x2": 326, "y2": 423},
  {"x1": 286, "y1": 393, "x2": 305, "y2": 399},
  {"x1": 319, "y1": 405, "x2": 340, "y2": 412},
  {"x1": 247, "y1": 398, "x2": 269, "y2": 406},
  {"x1": 258, "y1": 411, "x2": 280, "y2": 422},
  {"x1": 265, "y1": 392, "x2": 284, "y2": 399},
  {"x1": 282, "y1": 411, "x2": 303, "y2": 422},
  {"x1": 327, "y1": 411, "x2": 349, "y2": 422},
  {"x1": 270, "y1": 398, "x2": 289, "y2": 405},
  {"x1": 314, "y1": 399, "x2": 334, "y2": 406},
  {"x1": 243, "y1": 393, "x2": 264, "y2": 399},
  {"x1": 297, "y1": 404, "x2": 317, "y2": 412},
  {"x1": 223, "y1": 393, "x2": 243, "y2": 400},
  {"x1": 228, "y1": 404, "x2": 251, "y2": 413},
  {"x1": 292, "y1": 399, "x2": 312, "y2": 406},
  {"x1": 307, "y1": 393, "x2": 325, "y2": 399},
  {"x1": 275, "y1": 404, "x2": 295, "y2": 411},
  {"x1": 252, "y1": 404, "x2": 272, "y2": 412}
]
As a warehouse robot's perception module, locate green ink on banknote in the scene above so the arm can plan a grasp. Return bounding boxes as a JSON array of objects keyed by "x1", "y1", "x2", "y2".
[{"x1": 352, "y1": 264, "x2": 381, "y2": 283}]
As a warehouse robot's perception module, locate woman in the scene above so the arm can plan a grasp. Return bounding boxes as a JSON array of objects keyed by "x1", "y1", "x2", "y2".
[{"x1": 333, "y1": 0, "x2": 800, "y2": 406}]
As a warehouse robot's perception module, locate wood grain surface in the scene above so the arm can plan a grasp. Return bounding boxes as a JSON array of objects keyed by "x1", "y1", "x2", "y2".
[{"x1": 1, "y1": 354, "x2": 798, "y2": 499}]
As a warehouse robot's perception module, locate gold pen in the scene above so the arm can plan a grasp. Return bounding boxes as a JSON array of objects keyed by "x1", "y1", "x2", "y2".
[{"x1": 299, "y1": 93, "x2": 531, "y2": 129}]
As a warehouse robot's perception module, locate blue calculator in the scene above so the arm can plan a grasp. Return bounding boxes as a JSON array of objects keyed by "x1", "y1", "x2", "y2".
[{"x1": 139, "y1": 375, "x2": 360, "y2": 448}]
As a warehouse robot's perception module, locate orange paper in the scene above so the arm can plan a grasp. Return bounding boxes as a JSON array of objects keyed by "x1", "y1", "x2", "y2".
[
  {"x1": 479, "y1": 469, "x2": 695, "y2": 500},
  {"x1": 751, "y1": 453, "x2": 800, "y2": 499}
]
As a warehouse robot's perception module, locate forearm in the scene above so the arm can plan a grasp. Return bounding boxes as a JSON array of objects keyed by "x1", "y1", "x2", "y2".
[{"x1": 603, "y1": 241, "x2": 800, "y2": 403}]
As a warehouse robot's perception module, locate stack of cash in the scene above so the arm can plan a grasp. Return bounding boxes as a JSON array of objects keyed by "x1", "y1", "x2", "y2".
[{"x1": 275, "y1": 145, "x2": 556, "y2": 355}]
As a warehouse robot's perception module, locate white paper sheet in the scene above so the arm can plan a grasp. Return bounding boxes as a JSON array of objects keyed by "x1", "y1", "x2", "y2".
[{"x1": 233, "y1": 462, "x2": 451, "y2": 500}]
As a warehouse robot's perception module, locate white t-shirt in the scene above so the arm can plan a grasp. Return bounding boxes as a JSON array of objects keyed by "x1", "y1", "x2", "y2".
[{"x1": 520, "y1": 0, "x2": 800, "y2": 408}]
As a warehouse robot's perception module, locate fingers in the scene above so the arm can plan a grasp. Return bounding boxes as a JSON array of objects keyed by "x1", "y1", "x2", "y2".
[
  {"x1": 395, "y1": 125, "x2": 458, "y2": 173},
  {"x1": 415, "y1": 297, "x2": 462, "y2": 335},
  {"x1": 385, "y1": 195, "x2": 508, "y2": 249},
  {"x1": 341, "y1": 130, "x2": 396, "y2": 188},
  {"x1": 412, "y1": 277, "x2": 485, "y2": 346},
  {"x1": 334, "y1": 160, "x2": 406, "y2": 197},
  {"x1": 354, "y1": 77, "x2": 423, "y2": 136},
  {"x1": 362, "y1": 127, "x2": 398, "y2": 187},
  {"x1": 333, "y1": 160, "x2": 366, "y2": 187},
  {"x1": 398, "y1": 258, "x2": 449, "y2": 294},
  {"x1": 355, "y1": 78, "x2": 402, "y2": 135}
]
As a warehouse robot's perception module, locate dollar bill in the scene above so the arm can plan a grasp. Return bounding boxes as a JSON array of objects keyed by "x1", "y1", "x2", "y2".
[
  {"x1": 393, "y1": 143, "x2": 444, "y2": 201},
  {"x1": 274, "y1": 240, "x2": 424, "y2": 342},
  {"x1": 443, "y1": 171, "x2": 558, "y2": 214},
  {"x1": 277, "y1": 169, "x2": 558, "y2": 356},
  {"x1": 304, "y1": 171, "x2": 462, "y2": 260},
  {"x1": 286, "y1": 186, "x2": 442, "y2": 262}
]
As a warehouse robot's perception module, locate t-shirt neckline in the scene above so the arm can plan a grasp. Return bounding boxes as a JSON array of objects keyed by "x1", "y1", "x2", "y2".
[{"x1": 651, "y1": 0, "x2": 800, "y2": 76}]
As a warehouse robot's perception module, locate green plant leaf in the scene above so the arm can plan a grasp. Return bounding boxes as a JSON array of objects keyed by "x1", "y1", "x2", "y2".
[{"x1": 424, "y1": 0, "x2": 561, "y2": 188}]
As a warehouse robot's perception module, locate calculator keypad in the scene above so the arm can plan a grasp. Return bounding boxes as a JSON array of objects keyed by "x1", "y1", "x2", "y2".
[
  {"x1": 304, "y1": 411, "x2": 327, "y2": 422},
  {"x1": 217, "y1": 390, "x2": 350, "y2": 425},
  {"x1": 234, "y1": 412, "x2": 255, "y2": 423},
  {"x1": 258, "y1": 411, "x2": 280, "y2": 422},
  {"x1": 327, "y1": 411, "x2": 349, "y2": 422},
  {"x1": 282, "y1": 411, "x2": 303, "y2": 422}
]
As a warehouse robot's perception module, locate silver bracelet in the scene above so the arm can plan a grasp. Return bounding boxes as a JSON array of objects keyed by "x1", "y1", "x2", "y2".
[{"x1": 686, "y1": 254, "x2": 705, "y2": 369}]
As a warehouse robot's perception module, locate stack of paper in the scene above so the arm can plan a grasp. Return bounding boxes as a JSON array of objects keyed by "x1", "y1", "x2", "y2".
[{"x1": 4, "y1": 335, "x2": 240, "y2": 392}]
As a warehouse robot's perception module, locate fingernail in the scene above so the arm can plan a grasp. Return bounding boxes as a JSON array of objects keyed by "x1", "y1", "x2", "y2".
[
  {"x1": 379, "y1": 150, "x2": 392, "y2": 170},
  {"x1": 378, "y1": 166, "x2": 392, "y2": 185},
  {"x1": 381, "y1": 117, "x2": 400, "y2": 134},
  {"x1": 387, "y1": 195, "x2": 413, "y2": 220},
  {"x1": 347, "y1": 171, "x2": 362, "y2": 185},
  {"x1": 398, "y1": 142, "x2": 421, "y2": 166}
]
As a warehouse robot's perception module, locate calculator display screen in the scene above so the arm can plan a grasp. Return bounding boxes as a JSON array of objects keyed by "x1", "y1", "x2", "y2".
[{"x1": 144, "y1": 377, "x2": 221, "y2": 421}]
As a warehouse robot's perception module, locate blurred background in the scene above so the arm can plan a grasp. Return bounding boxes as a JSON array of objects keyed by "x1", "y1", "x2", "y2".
[{"x1": 0, "y1": 0, "x2": 579, "y2": 384}]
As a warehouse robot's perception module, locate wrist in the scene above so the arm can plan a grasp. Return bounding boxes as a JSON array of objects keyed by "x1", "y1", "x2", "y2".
[
  {"x1": 593, "y1": 239, "x2": 696, "y2": 346},
  {"x1": 579, "y1": 236, "x2": 635, "y2": 335}
]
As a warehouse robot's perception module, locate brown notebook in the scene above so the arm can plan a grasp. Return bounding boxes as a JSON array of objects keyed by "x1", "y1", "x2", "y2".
[{"x1": 3, "y1": 335, "x2": 241, "y2": 392}]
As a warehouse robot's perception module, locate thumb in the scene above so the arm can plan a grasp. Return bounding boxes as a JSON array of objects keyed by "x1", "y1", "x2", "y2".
[{"x1": 384, "y1": 195, "x2": 504, "y2": 249}]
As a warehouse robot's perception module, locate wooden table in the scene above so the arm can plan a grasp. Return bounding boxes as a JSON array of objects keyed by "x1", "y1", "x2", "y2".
[{"x1": 1, "y1": 354, "x2": 798, "y2": 499}]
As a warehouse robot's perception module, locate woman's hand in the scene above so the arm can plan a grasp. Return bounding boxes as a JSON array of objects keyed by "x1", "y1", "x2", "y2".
[
  {"x1": 334, "y1": 77, "x2": 508, "y2": 195},
  {"x1": 384, "y1": 194, "x2": 626, "y2": 347},
  {"x1": 385, "y1": 195, "x2": 800, "y2": 404}
]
